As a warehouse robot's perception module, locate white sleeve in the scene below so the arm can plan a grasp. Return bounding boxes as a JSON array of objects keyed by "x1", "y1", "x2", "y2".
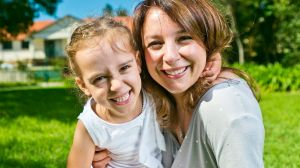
[
  {"x1": 200, "y1": 81, "x2": 264, "y2": 168},
  {"x1": 217, "y1": 114, "x2": 265, "y2": 168}
]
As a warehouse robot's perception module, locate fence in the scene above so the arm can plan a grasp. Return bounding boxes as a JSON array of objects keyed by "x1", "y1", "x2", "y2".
[
  {"x1": 0, "y1": 70, "x2": 29, "y2": 82},
  {"x1": 0, "y1": 69, "x2": 63, "y2": 82}
]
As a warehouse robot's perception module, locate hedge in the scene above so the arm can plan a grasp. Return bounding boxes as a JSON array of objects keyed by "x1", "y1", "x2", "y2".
[{"x1": 231, "y1": 63, "x2": 300, "y2": 92}]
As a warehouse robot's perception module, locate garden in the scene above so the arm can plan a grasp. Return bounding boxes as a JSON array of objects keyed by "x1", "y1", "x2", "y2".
[
  {"x1": 0, "y1": 63, "x2": 300, "y2": 167},
  {"x1": 1, "y1": 0, "x2": 300, "y2": 167}
]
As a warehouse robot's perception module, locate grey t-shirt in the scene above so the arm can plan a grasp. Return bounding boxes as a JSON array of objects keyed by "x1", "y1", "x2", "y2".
[{"x1": 162, "y1": 78, "x2": 265, "y2": 168}]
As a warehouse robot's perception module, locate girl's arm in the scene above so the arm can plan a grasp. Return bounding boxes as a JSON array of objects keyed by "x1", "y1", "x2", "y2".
[{"x1": 67, "y1": 121, "x2": 96, "y2": 168}]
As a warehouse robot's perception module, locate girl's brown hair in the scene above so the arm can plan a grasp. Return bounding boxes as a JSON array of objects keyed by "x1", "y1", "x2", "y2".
[
  {"x1": 66, "y1": 16, "x2": 137, "y2": 78},
  {"x1": 133, "y1": 0, "x2": 259, "y2": 130},
  {"x1": 65, "y1": 16, "x2": 137, "y2": 101}
]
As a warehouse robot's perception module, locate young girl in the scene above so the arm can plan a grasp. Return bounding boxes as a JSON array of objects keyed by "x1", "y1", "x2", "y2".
[{"x1": 66, "y1": 17, "x2": 166, "y2": 168}]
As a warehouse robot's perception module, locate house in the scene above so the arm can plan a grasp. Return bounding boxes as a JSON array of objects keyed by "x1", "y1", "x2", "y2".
[{"x1": 0, "y1": 15, "x2": 132, "y2": 65}]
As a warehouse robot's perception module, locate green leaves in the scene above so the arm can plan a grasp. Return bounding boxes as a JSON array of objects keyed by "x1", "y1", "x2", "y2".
[{"x1": 232, "y1": 63, "x2": 300, "y2": 92}]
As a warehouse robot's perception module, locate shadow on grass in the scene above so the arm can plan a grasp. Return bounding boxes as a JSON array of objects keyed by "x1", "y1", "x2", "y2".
[
  {"x1": 0, "y1": 158, "x2": 47, "y2": 168},
  {"x1": 0, "y1": 88, "x2": 82, "y2": 123}
]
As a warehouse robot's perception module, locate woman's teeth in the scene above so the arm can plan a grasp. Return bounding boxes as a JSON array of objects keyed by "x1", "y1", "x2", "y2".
[{"x1": 165, "y1": 67, "x2": 186, "y2": 75}]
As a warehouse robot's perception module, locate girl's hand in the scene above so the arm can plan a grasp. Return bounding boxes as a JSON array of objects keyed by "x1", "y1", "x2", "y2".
[
  {"x1": 92, "y1": 147, "x2": 111, "y2": 168},
  {"x1": 201, "y1": 53, "x2": 222, "y2": 83}
]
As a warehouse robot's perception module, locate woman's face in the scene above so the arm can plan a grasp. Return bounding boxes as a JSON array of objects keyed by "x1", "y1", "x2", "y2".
[{"x1": 142, "y1": 7, "x2": 207, "y2": 97}]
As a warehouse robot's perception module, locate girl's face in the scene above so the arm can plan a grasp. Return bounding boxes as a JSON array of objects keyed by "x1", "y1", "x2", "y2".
[
  {"x1": 142, "y1": 7, "x2": 207, "y2": 97},
  {"x1": 75, "y1": 37, "x2": 142, "y2": 123}
]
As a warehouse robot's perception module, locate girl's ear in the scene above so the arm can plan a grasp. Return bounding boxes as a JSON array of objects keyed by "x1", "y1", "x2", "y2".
[
  {"x1": 75, "y1": 77, "x2": 91, "y2": 96},
  {"x1": 135, "y1": 51, "x2": 142, "y2": 73}
]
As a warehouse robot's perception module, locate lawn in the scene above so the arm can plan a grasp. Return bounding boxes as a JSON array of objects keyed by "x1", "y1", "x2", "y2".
[
  {"x1": 0, "y1": 87, "x2": 299, "y2": 167},
  {"x1": 0, "y1": 87, "x2": 81, "y2": 168}
]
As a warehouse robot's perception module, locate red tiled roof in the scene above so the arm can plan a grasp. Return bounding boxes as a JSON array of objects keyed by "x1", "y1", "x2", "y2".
[
  {"x1": 8, "y1": 16, "x2": 133, "y2": 41},
  {"x1": 14, "y1": 20, "x2": 54, "y2": 40}
]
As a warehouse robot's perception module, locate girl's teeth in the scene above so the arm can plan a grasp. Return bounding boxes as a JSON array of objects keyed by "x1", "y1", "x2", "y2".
[
  {"x1": 113, "y1": 93, "x2": 129, "y2": 102},
  {"x1": 165, "y1": 67, "x2": 186, "y2": 75}
]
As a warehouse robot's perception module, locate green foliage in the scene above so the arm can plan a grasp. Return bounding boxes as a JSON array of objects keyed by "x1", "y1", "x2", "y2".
[
  {"x1": 116, "y1": 7, "x2": 129, "y2": 16},
  {"x1": 232, "y1": 63, "x2": 300, "y2": 92},
  {"x1": 16, "y1": 61, "x2": 28, "y2": 71},
  {"x1": 102, "y1": 3, "x2": 129, "y2": 16},
  {"x1": 216, "y1": 0, "x2": 300, "y2": 66},
  {"x1": 0, "y1": 82, "x2": 37, "y2": 88},
  {"x1": 103, "y1": 3, "x2": 114, "y2": 16},
  {"x1": 0, "y1": 0, "x2": 62, "y2": 41}
]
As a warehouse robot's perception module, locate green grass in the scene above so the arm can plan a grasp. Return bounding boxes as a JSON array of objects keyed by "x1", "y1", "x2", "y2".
[
  {"x1": 0, "y1": 87, "x2": 81, "y2": 168},
  {"x1": 0, "y1": 88, "x2": 299, "y2": 167},
  {"x1": 260, "y1": 91, "x2": 300, "y2": 168}
]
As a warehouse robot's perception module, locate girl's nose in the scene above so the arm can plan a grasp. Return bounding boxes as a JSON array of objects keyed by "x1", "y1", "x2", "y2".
[{"x1": 110, "y1": 78, "x2": 123, "y2": 92}]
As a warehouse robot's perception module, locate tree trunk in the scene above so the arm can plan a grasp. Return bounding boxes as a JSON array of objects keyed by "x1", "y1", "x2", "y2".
[{"x1": 226, "y1": 2, "x2": 245, "y2": 64}]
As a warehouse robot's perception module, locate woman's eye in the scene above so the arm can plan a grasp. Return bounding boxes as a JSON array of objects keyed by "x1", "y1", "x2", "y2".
[
  {"x1": 178, "y1": 35, "x2": 192, "y2": 42},
  {"x1": 147, "y1": 41, "x2": 163, "y2": 50}
]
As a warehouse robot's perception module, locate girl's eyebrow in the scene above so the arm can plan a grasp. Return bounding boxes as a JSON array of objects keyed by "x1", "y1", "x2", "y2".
[{"x1": 120, "y1": 58, "x2": 134, "y2": 67}]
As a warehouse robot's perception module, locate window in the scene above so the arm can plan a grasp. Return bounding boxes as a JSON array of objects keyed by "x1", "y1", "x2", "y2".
[
  {"x1": 21, "y1": 41, "x2": 29, "y2": 49},
  {"x1": 2, "y1": 41, "x2": 12, "y2": 50}
]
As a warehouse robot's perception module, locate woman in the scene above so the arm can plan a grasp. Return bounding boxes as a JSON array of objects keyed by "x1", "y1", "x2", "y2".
[{"x1": 93, "y1": 0, "x2": 264, "y2": 167}]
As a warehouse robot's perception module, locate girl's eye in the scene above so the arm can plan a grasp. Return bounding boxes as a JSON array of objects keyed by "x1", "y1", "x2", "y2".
[
  {"x1": 120, "y1": 65, "x2": 130, "y2": 72},
  {"x1": 178, "y1": 35, "x2": 192, "y2": 42},
  {"x1": 147, "y1": 41, "x2": 163, "y2": 50},
  {"x1": 93, "y1": 76, "x2": 106, "y2": 84}
]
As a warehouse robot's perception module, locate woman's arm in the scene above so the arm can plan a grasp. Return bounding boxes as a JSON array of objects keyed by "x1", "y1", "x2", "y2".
[
  {"x1": 217, "y1": 115, "x2": 264, "y2": 168},
  {"x1": 67, "y1": 121, "x2": 96, "y2": 168},
  {"x1": 202, "y1": 80, "x2": 264, "y2": 168},
  {"x1": 92, "y1": 148, "x2": 111, "y2": 168}
]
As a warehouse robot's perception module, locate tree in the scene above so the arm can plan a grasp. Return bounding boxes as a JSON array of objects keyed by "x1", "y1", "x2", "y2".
[
  {"x1": 116, "y1": 7, "x2": 128, "y2": 16},
  {"x1": 0, "y1": 0, "x2": 61, "y2": 41},
  {"x1": 217, "y1": 0, "x2": 300, "y2": 66},
  {"x1": 102, "y1": 4, "x2": 114, "y2": 16}
]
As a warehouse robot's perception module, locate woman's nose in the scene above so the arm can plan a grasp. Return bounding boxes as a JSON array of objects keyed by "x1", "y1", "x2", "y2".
[{"x1": 163, "y1": 43, "x2": 181, "y2": 64}]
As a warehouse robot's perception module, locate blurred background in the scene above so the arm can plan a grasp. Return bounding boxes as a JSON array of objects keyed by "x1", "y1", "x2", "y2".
[{"x1": 0, "y1": 0, "x2": 299, "y2": 167}]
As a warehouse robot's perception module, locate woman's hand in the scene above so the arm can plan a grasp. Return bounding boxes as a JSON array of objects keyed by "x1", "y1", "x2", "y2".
[
  {"x1": 92, "y1": 147, "x2": 111, "y2": 168},
  {"x1": 201, "y1": 53, "x2": 222, "y2": 83}
]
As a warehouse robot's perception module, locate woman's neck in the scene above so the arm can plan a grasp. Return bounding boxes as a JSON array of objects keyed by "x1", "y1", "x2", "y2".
[{"x1": 173, "y1": 94, "x2": 193, "y2": 143}]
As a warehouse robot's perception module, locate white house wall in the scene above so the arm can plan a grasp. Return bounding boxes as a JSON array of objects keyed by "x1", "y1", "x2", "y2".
[
  {"x1": 0, "y1": 15, "x2": 82, "y2": 63},
  {"x1": 0, "y1": 41, "x2": 35, "y2": 62},
  {"x1": 32, "y1": 39, "x2": 46, "y2": 59}
]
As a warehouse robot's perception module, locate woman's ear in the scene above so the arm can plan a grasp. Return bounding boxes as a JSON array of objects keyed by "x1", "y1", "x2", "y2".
[
  {"x1": 75, "y1": 77, "x2": 91, "y2": 96},
  {"x1": 135, "y1": 51, "x2": 142, "y2": 73}
]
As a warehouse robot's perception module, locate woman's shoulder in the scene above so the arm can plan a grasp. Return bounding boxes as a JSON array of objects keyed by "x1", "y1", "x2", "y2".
[{"x1": 193, "y1": 72, "x2": 262, "y2": 134}]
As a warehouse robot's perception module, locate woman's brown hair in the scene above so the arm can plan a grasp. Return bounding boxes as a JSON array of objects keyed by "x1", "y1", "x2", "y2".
[{"x1": 133, "y1": 0, "x2": 259, "y2": 130}]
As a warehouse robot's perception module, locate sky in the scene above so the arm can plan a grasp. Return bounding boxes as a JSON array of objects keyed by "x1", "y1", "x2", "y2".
[{"x1": 35, "y1": 0, "x2": 142, "y2": 21}]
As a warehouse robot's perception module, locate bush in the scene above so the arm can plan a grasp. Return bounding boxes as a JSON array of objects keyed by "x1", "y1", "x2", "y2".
[
  {"x1": 231, "y1": 63, "x2": 300, "y2": 92},
  {"x1": 0, "y1": 81, "x2": 37, "y2": 88}
]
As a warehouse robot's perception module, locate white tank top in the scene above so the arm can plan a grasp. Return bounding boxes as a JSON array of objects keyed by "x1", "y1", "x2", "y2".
[{"x1": 78, "y1": 91, "x2": 166, "y2": 168}]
